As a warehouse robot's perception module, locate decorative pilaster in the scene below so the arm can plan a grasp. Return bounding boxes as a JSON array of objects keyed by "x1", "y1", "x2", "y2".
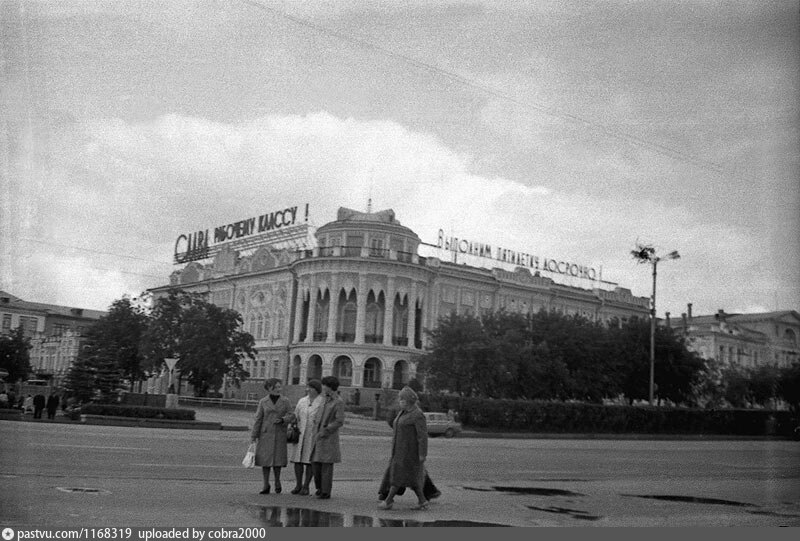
[
  {"x1": 305, "y1": 284, "x2": 317, "y2": 344},
  {"x1": 406, "y1": 283, "x2": 417, "y2": 348},
  {"x1": 355, "y1": 274, "x2": 367, "y2": 344},
  {"x1": 383, "y1": 277, "x2": 395, "y2": 346}
]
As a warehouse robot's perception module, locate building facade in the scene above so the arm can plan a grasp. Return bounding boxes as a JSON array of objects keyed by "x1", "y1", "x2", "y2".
[
  {"x1": 154, "y1": 207, "x2": 651, "y2": 399},
  {"x1": 670, "y1": 307, "x2": 800, "y2": 369},
  {"x1": 0, "y1": 291, "x2": 106, "y2": 385}
]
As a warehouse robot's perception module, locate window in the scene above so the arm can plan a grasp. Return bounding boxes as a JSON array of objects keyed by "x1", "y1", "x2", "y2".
[
  {"x1": 2, "y1": 314, "x2": 11, "y2": 332},
  {"x1": 370, "y1": 237, "x2": 385, "y2": 256}
]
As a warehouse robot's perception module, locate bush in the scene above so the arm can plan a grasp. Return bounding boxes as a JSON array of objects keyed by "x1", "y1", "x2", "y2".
[
  {"x1": 417, "y1": 393, "x2": 794, "y2": 436},
  {"x1": 80, "y1": 403, "x2": 195, "y2": 421}
]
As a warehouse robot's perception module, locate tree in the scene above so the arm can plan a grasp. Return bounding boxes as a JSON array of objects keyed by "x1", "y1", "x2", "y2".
[
  {"x1": 748, "y1": 364, "x2": 781, "y2": 407},
  {"x1": 777, "y1": 362, "x2": 800, "y2": 414},
  {"x1": 0, "y1": 326, "x2": 33, "y2": 382},
  {"x1": 94, "y1": 296, "x2": 149, "y2": 390},
  {"x1": 142, "y1": 289, "x2": 256, "y2": 396}
]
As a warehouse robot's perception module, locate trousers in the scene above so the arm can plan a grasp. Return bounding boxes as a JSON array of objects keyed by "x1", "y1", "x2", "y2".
[{"x1": 312, "y1": 462, "x2": 334, "y2": 496}]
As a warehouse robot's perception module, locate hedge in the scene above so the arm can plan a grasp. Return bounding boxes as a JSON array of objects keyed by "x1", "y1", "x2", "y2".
[
  {"x1": 415, "y1": 394, "x2": 795, "y2": 437},
  {"x1": 79, "y1": 404, "x2": 196, "y2": 421}
]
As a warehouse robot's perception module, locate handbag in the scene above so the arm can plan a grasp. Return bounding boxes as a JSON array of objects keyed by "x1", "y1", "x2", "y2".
[
  {"x1": 242, "y1": 442, "x2": 256, "y2": 468},
  {"x1": 286, "y1": 421, "x2": 300, "y2": 444}
]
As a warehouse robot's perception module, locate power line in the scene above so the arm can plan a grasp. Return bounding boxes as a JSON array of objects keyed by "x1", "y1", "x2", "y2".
[
  {"x1": 238, "y1": 0, "x2": 744, "y2": 182},
  {"x1": 19, "y1": 237, "x2": 172, "y2": 268}
]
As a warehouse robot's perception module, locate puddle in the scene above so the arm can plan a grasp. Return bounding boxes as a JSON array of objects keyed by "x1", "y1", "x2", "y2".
[
  {"x1": 622, "y1": 494, "x2": 755, "y2": 507},
  {"x1": 246, "y1": 505, "x2": 508, "y2": 527},
  {"x1": 463, "y1": 486, "x2": 584, "y2": 497},
  {"x1": 526, "y1": 505, "x2": 602, "y2": 521},
  {"x1": 56, "y1": 487, "x2": 111, "y2": 495}
]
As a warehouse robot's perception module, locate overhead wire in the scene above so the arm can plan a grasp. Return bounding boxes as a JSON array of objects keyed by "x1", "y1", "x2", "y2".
[{"x1": 238, "y1": 0, "x2": 741, "y2": 181}]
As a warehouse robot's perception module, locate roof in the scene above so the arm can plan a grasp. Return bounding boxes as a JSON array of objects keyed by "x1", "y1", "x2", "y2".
[{"x1": 0, "y1": 291, "x2": 106, "y2": 320}]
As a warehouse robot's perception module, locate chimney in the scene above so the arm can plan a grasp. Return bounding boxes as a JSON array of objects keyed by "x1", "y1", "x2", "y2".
[
  {"x1": 681, "y1": 313, "x2": 688, "y2": 336},
  {"x1": 665, "y1": 312, "x2": 671, "y2": 328},
  {"x1": 687, "y1": 303, "x2": 693, "y2": 321},
  {"x1": 717, "y1": 309, "x2": 725, "y2": 322}
]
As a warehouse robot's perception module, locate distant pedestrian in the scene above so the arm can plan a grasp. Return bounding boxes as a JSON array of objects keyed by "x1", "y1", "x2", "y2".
[
  {"x1": 378, "y1": 386, "x2": 429, "y2": 510},
  {"x1": 250, "y1": 378, "x2": 295, "y2": 495},
  {"x1": 23, "y1": 395, "x2": 33, "y2": 414},
  {"x1": 311, "y1": 376, "x2": 345, "y2": 499},
  {"x1": 46, "y1": 393, "x2": 60, "y2": 419},
  {"x1": 33, "y1": 393, "x2": 46, "y2": 419},
  {"x1": 289, "y1": 379, "x2": 324, "y2": 495}
]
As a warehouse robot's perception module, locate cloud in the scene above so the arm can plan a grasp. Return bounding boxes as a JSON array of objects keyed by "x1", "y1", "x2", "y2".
[{"x1": 7, "y1": 111, "x2": 781, "y2": 316}]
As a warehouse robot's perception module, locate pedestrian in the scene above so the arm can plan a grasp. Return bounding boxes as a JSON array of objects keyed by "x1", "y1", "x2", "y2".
[
  {"x1": 23, "y1": 394, "x2": 33, "y2": 414},
  {"x1": 33, "y1": 393, "x2": 46, "y2": 419},
  {"x1": 378, "y1": 386, "x2": 429, "y2": 510},
  {"x1": 46, "y1": 393, "x2": 60, "y2": 420},
  {"x1": 310, "y1": 375, "x2": 345, "y2": 499},
  {"x1": 0, "y1": 390, "x2": 8, "y2": 409},
  {"x1": 289, "y1": 379, "x2": 324, "y2": 495},
  {"x1": 250, "y1": 378, "x2": 294, "y2": 495}
]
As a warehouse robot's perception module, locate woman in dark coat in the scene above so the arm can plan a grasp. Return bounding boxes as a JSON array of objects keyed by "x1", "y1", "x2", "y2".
[
  {"x1": 378, "y1": 386, "x2": 428, "y2": 510},
  {"x1": 250, "y1": 378, "x2": 295, "y2": 494}
]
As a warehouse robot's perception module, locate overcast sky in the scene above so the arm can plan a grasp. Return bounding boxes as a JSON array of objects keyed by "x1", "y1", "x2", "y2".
[{"x1": 2, "y1": 0, "x2": 798, "y2": 319}]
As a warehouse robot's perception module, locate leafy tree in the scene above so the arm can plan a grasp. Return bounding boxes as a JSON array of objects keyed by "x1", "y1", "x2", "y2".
[
  {"x1": 721, "y1": 365, "x2": 751, "y2": 408},
  {"x1": 0, "y1": 326, "x2": 33, "y2": 382},
  {"x1": 142, "y1": 289, "x2": 256, "y2": 396},
  {"x1": 747, "y1": 364, "x2": 781, "y2": 407},
  {"x1": 94, "y1": 296, "x2": 148, "y2": 390},
  {"x1": 777, "y1": 362, "x2": 800, "y2": 413}
]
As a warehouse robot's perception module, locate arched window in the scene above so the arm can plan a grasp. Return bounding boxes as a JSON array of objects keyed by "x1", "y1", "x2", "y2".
[
  {"x1": 363, "y1": 358, "x2": 382, "y2": 388},
  {"x1": 365, "y1": 291, "x2": 384, "y2": 343},
  {"x1": 392, "y1": 360, "x2": 409, "y2": 390},
  {"x1": 333, "y1": 356, "x2": 353, "y2": 386},
  {"x1": 291, "y1": 356, "x2": 302, "y2": 385},
  {"x1": 314, "y1": 289, "x2": 329, "y2": 341},
  {"x1": 393, "y1": 294, "x2": 408, "y2": 345},
  {"x1": 337, "y1": 289, "x2": 357, "y2": 342},
  {"x1": 784, "y1": 329, "x2": 797, "y2": 346},
  {"x1": 307, "y1": 355, "x2": 323, "y2": 381}
]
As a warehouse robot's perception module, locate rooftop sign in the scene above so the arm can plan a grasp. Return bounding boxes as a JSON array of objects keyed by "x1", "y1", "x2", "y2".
[
  {"x1": 174, "y1": 204, "x2": 309, "y2": 264},
  {"x1": 436, "y1": 229, "x2": 603, "y2": 282}
]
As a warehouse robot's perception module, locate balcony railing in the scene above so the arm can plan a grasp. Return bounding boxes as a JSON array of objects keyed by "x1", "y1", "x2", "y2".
[
  {"x1": 335, "y1": 332, "x2": 355, "y2": 343},
  {"x1": 364, "y1": 334, "x2": 383, "y2": 344},
  {"x1": 392, "y1": 336, "x2": 408, "y2": 346},
  {"x1": 313, "y1": 332, "x2": 327, "y2": 342},
  {"x1": 303, "y1": 246, "x2": 422, "y2": 265}
]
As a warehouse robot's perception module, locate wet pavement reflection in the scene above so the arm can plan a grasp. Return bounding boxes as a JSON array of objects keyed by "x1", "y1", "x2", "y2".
[{"x1": 246, "y1": 505, "x2": 509, "y2": 527}]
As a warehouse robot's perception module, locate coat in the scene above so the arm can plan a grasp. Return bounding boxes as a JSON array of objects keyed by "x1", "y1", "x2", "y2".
[
  {"x1": 310, "y1": 393, "x2": 345, "y2": 464},
  {"x1": 387, "y1": 406, "x2": 428, "y2": 488},
  {"x1": 290, "y1": 394, "x2": 324, "y2": 464},
  {"x1": 250, "y1": 395, "x2": 295, "y2": 467}
]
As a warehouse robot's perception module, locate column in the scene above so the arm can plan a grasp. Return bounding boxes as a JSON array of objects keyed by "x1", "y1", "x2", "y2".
[
  {"x1": 293, "y1": 281, "x2": 305, "y2": 343},
  {"x1": 355, "y1": 274, "x2": 367, "y2": 344},
  {"x1": 383, "y1": 277, "x2": 395, "y2": 346},
  {"x1": 326, "y1": 279, "x2": 338, "y2": 343},
  {"x1": 406, "y1": 283, "x2": 417, "y2": 348},
  {"x1": 305, "y1": 285, "x2": 317, "y2": 344}
]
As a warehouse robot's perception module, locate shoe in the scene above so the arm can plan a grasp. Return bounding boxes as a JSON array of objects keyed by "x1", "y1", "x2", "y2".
[
  {"x1": 428, "y1": 490, "x2": 442, "y2": 500},
  {"x1": 290, "y1": 486, "x2": 301, "y2": 495},
  {"x1": 299, "y1": 487, "x2": 309, "y2": 495},
  {"x1": 377, "y1": 500, "x2": 393, "y2": 510},
  {"x1": 274, "y1": 481, "x2": 282, "y2": 494},
  {"x1": 259, "y1": 485, "x2": 270, "y2": 495},
  {"x1": 316, "y1": 493, "x2": 330, "y2": 499},
  {"x1": 315, "y1": 489, "x2": 322, "y2": 496},
  {"x1": 411, "y1": 502, "x2": 429, "y2": 510}
]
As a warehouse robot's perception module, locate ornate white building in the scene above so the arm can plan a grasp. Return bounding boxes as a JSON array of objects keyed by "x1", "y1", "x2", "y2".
[{"x1": 153, "y1": 207, "x2": 650, "y2": 398}]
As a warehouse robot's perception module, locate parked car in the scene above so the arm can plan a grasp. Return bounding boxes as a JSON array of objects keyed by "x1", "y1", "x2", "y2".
[{"x1": 423, "y1": 412, "x2": 462, "y2": 438}]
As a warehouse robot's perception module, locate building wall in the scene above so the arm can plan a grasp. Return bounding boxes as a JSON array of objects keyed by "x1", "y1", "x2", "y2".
[{"x1": 154, "y1": 208, "x2": 651, "y2": 399}]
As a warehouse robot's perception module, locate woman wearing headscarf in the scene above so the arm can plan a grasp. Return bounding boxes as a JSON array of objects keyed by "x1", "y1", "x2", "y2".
[
  {"x1": 378, "y1": 386, "x2": 429, "y2": 510},
  {"x1": 250, "y1": 378, "x2": 295, "y2": 495},
  {"x1": 289, "y1": 379, "x2": 324, "y2": 495}
]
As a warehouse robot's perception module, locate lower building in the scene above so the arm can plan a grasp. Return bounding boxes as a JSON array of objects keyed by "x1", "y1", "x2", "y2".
[
  {"x1": 669, "y1": 306, "x2": 800, "y2": 369},
  {"x1": 151, "y1": 207, "x2": 651, "y2": 399}
]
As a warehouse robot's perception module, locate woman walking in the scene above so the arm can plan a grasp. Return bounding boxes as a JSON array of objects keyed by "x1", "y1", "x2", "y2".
[
  {"x1": 250, "y1": 378, "x2": 295, "y2": 494},
  {"x1": 289, "y1": 379, "x2": 324, "y2": 495},
  {"x1": 378, "y1": 386, "x2": 429, "y2": 510}
]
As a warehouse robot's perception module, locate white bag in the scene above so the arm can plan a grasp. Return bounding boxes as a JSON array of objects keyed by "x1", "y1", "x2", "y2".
[{"x1": 242, "y1": 442, "x2": 256, "y2": 468}]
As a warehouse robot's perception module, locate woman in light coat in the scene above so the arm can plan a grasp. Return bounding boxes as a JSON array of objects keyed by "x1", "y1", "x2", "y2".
[
  {"x1": 289, "y1": 379, "x2": 324, "y2": 495},
  {"x1": 250, "y1": 378, "x2": 295, "y2": 494},
  {"x1": 378, "y1": 386, "x2": 428, "y2": 510}
]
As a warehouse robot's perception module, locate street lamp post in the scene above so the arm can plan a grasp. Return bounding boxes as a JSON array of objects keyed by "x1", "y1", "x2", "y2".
[{"x1": 632, "y1": 244, "x2": 680, "y2": 406}]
